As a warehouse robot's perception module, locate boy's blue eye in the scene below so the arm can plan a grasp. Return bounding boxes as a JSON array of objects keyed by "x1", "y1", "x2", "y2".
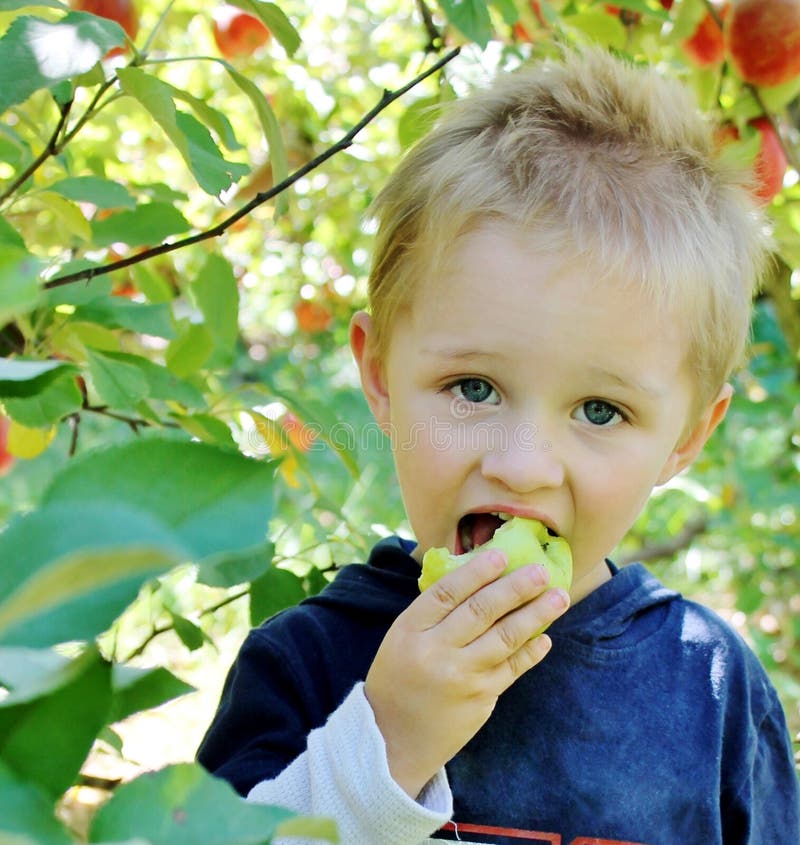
[
  {"x1": 578, "y1": 400, "x2": 623, "y2": 427},
  {"x1": 452, "y1": 378, "x2": 497, "y2": 404}
]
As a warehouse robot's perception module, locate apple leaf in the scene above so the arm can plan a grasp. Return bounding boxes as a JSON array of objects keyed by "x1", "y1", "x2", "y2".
[
  {"x1": 91, "y1": 202, "x2": 192, "y2": 248},
  {"x1": 117, "y1": 68, "x2": 248, "y2": 196},
  {"x1": 0, "y1": 760, "x2": 73, "y2": 845},
  {"x1": 165, "y1": 321, "x2": 214, "y2": 377},
  {"x1": 190, "y1": 254, "x2": 239, "y2": 368},
  {"x1": 90, "y1": 763, "x2": 295, "y2": 845},
  {"x1": 438, "y1": 0, "x2": 493, "y2": 47},
  {"x1": 0, "y1": 501, "x2": 185, "y2": 647},
  {"x1": 86, "y1": 347, "x2": 151, "y2": 409},
  {"x1": 0, "y1": 13, "x2": 125, "y2": 113},
  {"x1": 197, "y1": 540, "x2": 275, "y2": 588},
  {"x1": 74, "y1": 298, "x2": 175, "y2": 338},
  {"x1": 224, "y1": 63, "x2": 289, "y2": 217},
  {"x1": 47, "y1": 176, "x2": 136, "y2": 210},
  {"x1": 0, "y1": 647, "x2": 112, "y2": 798},
  {"x1": 108, "y1": 665, "x2": 195, "y2": 724},
  {"x1": 0, "y1": 246, "x2": 43, "y2": 325},
  {"x1": 0, "y1": 359, "x2": 77, "y2": 398},
  {"x1": 2, "y1": 371, "x2": 82, "y2": 426},
  {"x1": 42, "y1": 437, "x2": 278, "y2": 562},
  {"x1": 248, "y1": 565, "x2": 306, "y2": 626}
]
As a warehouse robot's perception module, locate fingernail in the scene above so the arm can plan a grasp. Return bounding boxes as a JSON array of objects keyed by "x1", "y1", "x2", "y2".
[{"x1": 548, "y1": 588, "x2": 570, "y2": 610}]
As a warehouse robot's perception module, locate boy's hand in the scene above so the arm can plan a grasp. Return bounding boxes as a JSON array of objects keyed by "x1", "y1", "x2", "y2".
[{"x1": 364, "y1": 549, "x2": 569, "y2": 799}]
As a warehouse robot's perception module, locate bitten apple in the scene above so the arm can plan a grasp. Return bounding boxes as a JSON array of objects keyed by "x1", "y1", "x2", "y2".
[
  {"x1": 725, "y1": 0, "x2": 800, "y2": 87},
  {"x1": 419, "y1": 516, "x2": 573, "y2": 602}
]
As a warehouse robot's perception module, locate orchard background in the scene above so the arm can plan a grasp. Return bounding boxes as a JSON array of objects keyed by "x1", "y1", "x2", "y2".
[{"x1": 0, "y1": 0, "x2": 799, "y2": 842}]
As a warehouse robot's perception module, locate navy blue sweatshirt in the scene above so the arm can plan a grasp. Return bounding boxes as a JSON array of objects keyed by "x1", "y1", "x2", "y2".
[{"x1": 198, "y1": 537, "x2": 800, "y2": 844}]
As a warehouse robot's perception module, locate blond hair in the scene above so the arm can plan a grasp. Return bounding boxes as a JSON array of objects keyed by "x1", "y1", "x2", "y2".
[{"x1": 367, "y1": 48, "x2": 770, "y2": 409}]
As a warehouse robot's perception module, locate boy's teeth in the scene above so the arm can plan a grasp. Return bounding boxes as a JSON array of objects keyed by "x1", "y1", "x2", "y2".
[{"x1": 491, "y1": 512, "x2": 513, "y2": 522}]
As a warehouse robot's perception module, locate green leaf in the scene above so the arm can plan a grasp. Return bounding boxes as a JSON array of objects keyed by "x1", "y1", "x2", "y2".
[
  {"x1": 0, "y1": 1, "x2": 67, "y2": 9},
  {"x1": 168, "y1": 614, "x2": 206, "y2": 652},
  {"x1": 249, "y1": 565, "x2": 306, "y2": 626},
  {"x1": 398, "y1": 96, "x2": 441, "y2": 149},
  {"x1": 0, "y1": 359, "x2": 77, "y2": 398},
  {"x1": 90, "y1": 763, "x2": 294, "y2": 845},
  {"x1": 488, "y1": 0, "x2": 518, "y2": 25},
  {"x1": 198, "y1": 540, "x2": 274, "y2": 589},
  {"x1": 0, "y1": 217, "x2": 25, "y2": 249},
  {"x1": 0, "y1": 501, "x2": 184, "y2": 647},
  {"x1": 173, "y1": 413, "x2": 235, "y2": 447},
  {"x1": 92, "y1": 351, "x2": 204, "y2": 408},
  {"x1": 0, "y1": 760, "x2": 73, "y2": 845},
  {"x1": 165, "y1": 321, "x2": 213, "y2": 378},
  {"x1": 117, "y1": 68, "x2": 247, "y2": 197},
  {"x1": 74, "y1": 297, "x2": 175, "y2": 338},
  {"x1": 438, "y1": 0, "x2": 493, "y2": 47},
  {"x1": 225, "y1": 64, "x2": 288, "y2": 217},
  {"x1": 47, "y1": 176, "x2": 136, "y2": 210},
  {"x1": 2, "y1": 371, "x2": 82, "y2": 426},
  {"x1": 0, "y1": 647, "x2": 112, "y2": 798},
  {"x1": 91, "y1": 202, "x2": 191, "y2": 248},
  {"x1": 0, "y1": 647, "x2": 71, "y2": 703},
  {"x1": 169, "y1": 86, "x2": 242, "y2": 152},
  {"x1": 42, "y1": 437, "x2": 278, "y2": 562},
  {"x1": 0, "y1": 246, "x2": 43, "y2": 324},
  {"x1": 86, "y1": 347, "x2": 150, "y2": 409},
  {"x1": 563, "y1": 9, "x2": 627, "y2": 50},
  {"x1": 0, "y1": 13, "x2": 125, "y2": 113},
  {"x1": 228, "y1": 0, "x2": 301, "y2": 56},
  {"x1": 191, "y1": 254, "x2": 240, "y2": 368},
  {"x1": 109, "y1": 665, "x2": 195, "y2": 724},
  {"x1": 175, "y1": 110, "x2": 249, "y2": 196}
]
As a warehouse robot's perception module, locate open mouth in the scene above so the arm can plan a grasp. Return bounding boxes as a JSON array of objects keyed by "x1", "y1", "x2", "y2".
[{"x1": 457, "y1": 512, "x2": 558, "y2": 553}]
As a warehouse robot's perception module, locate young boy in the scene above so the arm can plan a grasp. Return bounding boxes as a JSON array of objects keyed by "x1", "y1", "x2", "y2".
[{"x1": 197, "y1": 48, "x2": 800, "y2": 844}]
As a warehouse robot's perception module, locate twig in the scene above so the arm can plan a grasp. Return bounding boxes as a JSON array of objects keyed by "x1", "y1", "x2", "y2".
[
  {"x1": 0, "y1": 98, "x2": 73, "y2": 203},
  {"x1": 43, "y1": 47, "x2": 461, "y2": 290},
  {"x1": 616, "y1": 513, "x2": 709, "y2": 565}
]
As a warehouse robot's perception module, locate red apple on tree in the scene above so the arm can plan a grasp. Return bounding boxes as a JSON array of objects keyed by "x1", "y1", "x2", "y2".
[
  {"x1": 749, "y1": 116, "x2": 787, "y2": 203},
  {"x1": 0, "y1": 414, "x2": 15, "y2": 477},
  {"x1": 682, "y1": 8, "x2": 726, "y2": 67},
  {"x1": 716, "y1": 117, "x2": 787, "y2": 203},
  {"x1": 725, "y1": 0, "x2": 800, "y2": 87},
  {"x1": 72, "y1": 0, "x2": 139, "y2": 56},
  {"x1": 212, "y1": 5, "x2": 271, "y2": 58}
]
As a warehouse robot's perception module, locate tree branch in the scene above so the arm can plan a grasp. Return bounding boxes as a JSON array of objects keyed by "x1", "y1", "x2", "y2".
[
  {"x1": 44, "y1": 47, "x2": 461, "y2": 290},
  {"x1": 617, "y1": 513, "x2": 709, "y2": 565}
]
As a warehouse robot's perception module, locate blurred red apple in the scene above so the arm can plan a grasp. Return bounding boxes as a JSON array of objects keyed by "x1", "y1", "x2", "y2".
[
  {"x1": 716, "y1": 117, "x2": 787, "y2": 203},
  {"x1": 749, "y1": 116, "x2": 787, "y2": 203},
  {"x1": 0, "y1": 415, "x2": 15, "y2": 477},
  {"x1": 212, "y1": 5, "x2": 271, "y2": 58},
  {"x1": 725, "y1": 0, "x2": 800, "y2": 87},
  {"x1": 294, "y1": 299, "x2": 332, "y2": 333},
  {"x1": 682, "y1": 8, "x2": 726, "y2": 66},
  {"x1": 73, "y1": 0, "x2": 139, "y2": 57}
]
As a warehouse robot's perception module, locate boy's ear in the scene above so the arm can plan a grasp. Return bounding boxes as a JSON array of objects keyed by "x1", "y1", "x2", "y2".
[
  {"x1": 349, "y1": 311, "x2": 391, "y2": 431},
  {"x1": 656, "y1": 383, "x2": 733, "y2": 486}
]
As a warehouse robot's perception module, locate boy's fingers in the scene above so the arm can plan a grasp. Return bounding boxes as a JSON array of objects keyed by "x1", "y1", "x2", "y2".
[
  {"x1": 440, "y1": 562, "x2": 552, "y2": 647},
  {"x1": 409, "y1": 550, "x2": 508, "y2": 630},
  {"x1": 467, "y1": 587, "x2": 569, "y2": 667}
]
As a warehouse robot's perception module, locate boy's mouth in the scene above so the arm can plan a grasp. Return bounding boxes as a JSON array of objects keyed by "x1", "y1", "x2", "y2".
[{"x1": 456, "y1": 512, "x2": 559, "y2": 554}]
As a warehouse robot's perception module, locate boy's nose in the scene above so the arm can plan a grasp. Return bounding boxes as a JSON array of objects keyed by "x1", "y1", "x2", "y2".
[{"x1": 479, "y1": 424, "x2": 564, "y2": 493}]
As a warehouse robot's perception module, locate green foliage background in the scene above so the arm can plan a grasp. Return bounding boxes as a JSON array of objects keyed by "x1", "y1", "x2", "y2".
[{"x1": 0, "y1": 0, "x2": 798, "y2": 841}]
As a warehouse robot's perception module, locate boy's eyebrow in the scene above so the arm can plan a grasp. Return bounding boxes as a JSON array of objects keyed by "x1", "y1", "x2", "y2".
[
  {"x1": 421, "y1": 346, "x2": 497, "y2": 362},
  {"x1": 586, "y1": 366, "x2": 666, "y2": 398}
]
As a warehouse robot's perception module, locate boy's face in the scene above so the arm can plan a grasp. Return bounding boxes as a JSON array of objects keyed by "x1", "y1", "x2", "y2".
[{"x1": 352, "y1": 223, "x2": 730, "y2": 601}]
